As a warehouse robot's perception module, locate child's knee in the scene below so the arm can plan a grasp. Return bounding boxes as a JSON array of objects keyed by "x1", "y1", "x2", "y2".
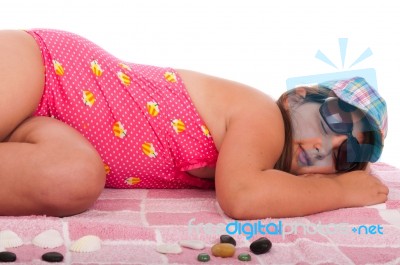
[{"x1": 38, "y1": 152, "x2": 106, "y2": 217}]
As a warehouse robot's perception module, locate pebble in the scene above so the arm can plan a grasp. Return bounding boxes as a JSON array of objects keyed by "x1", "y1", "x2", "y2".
[
  {"x1": 249, "y1": 237, "x2": 272, "y2": 255},
  {"x1": 197, "y1": 253, "x2": 211, "y2": 262},
  {"x1": 155, "y1": 243, "x2": 182, "y2": 254},
  {"x1": 220, "y1": 234, "x2": 236, "y2": 246},
  {"x1": 179, "y1": 240, "x2": 205, "y2": 250},
  {"x1": 0, "y1": 251, "x2": 17, "y2": 262},
  {"x1": 41, "y1": 252, "x2": 64, "y2": 262},
  {"x1": 211, "y1": 243, "x2": 235, "y2": 258},
  {"x1": 238, "y1": 253, "x2": 252, "y2": 261}
]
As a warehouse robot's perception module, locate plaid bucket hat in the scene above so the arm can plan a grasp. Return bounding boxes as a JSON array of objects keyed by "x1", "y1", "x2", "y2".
[{"x1": 318, "y1": 77, "x2": 388, "y2": 162}]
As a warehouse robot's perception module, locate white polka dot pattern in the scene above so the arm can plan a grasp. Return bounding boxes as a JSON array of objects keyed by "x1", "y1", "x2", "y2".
[{"x1": 26, "y1": 29, "x2": 219, "y2": 189}]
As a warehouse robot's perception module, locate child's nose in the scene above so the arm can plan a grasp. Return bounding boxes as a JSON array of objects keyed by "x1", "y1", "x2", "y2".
[{"x1": 313, "y1": 134, "x2": 348, "y2": 157}]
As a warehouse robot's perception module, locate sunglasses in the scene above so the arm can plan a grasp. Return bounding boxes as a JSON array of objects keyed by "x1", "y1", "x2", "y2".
[{"x1": 319, "y1": 97, "x2": 363, "y2": 172}]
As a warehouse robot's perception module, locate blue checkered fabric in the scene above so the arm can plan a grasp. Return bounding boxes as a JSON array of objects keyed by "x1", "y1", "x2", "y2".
[{"x1": 319, "y1": 77, "x2": 387, "y2": 162}]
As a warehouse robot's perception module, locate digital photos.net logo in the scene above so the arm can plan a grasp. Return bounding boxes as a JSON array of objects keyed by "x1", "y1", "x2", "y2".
[
  {"x1": 286, "y1": 38, "x2": 377, "y2": 91},
  {"x1": 187, "y1": 218, "x2": 384, "y2": 240}
]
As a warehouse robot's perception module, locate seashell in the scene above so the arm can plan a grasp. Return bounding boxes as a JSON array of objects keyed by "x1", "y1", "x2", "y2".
[
  {"x1": 155, "y1": 243, "x2": 182, "y2": 254},
  {"x1": 0, "y1": 230, "x2": 23, "y2": 248},
  {"x1": 179, "y1": 240, "x2": 205, "y2": 250},
  {"x1": 32, "y1": 229, "x2": 64, "y2": 249},
  {"x1": 70, "y1": 235, "x2": 101, "y2": 253}
]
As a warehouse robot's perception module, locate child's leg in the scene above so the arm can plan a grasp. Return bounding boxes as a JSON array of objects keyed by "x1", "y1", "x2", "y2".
[
  {"x1": 0, "y1": 116, "x2": 106, "y2": 216},
  {"x1": 0, "y1": 30, "x2": 45, "y2": 141},
  {"x1": 0, "y1": 30, "x2": 104, "y2": 216}
]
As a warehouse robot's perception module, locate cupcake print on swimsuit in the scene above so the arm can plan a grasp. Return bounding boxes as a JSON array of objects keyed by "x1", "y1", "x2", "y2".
[
  {"x1": 142, "y1": 142, "x2": 158, "y2": 158},
  {"x1": 164, "y1": 71, "x2": 177, "y2": 82},
  {"x1": 201, "y1": 125, "x2": 211, "y2": 138},
  {"x1": 90, "y1": 60, "x2": 103, "y2": 77},
  {"x1": 113, "y1": 122, "x2": 127, "y2": 139},
  {"x1": 118, "y1": 62, "x2": 132, "y2": 71},
  {"x1": 82, "y1": 90, "x2": 96, "y2": 107},
  {"x1": 117, "y1": 71, "x2": 131, "y2": 86},
  {"x1": 52, "y1": 59, "x2": 64, "y2": 76},
  {"x1": 125, "y1": 177, "x2": 141, "y2": 186},
  {"x1": 171, "y1": 119, "x2": 186, "y2": 133},
  {"x1": 147, "y1": 101, "x2": 160, "y2": 117},
  {"x1": 104, "y1": 164, "x2": 110, "y2": 175}
]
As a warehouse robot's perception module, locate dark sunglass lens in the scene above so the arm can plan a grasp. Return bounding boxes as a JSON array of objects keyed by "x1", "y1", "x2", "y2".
[
  {"x1": 320, "y1": 98, "x2": 353, "y2": 134},
  {"x1": 336, "y1": 142, "x2": 350, "y2": 172},
  {"x1": 336, "y1": 138, "x2": 361, "y2": 172}
]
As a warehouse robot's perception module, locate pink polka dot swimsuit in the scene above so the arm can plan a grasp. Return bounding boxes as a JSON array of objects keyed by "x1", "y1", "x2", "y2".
[{"x1": 26, "y1": 29, "x2": 218, "y2": 189}]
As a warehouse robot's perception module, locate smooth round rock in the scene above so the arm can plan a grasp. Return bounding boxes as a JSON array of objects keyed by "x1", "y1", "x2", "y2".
[
  {"x1": 211, "y1": 243, "x2": 235, "y2": 258},
  {"x1": 238, "y1": 253, "x2": 252, "y2": 261},
  {"x1": 179, "y1": 240, "x2": 205, "y2": 250},
  {"x1": 41, "y1": 252, "x2": 64, "y2": 262},
  {"x1": 155, "y1": 243, "x2": 182, "y2": 254},
  {"x1": 197, "y1": 253, "x2": 210, "y2": 262},
  {"x1": 0, "y1": 251, "x2": 17, "y2": 262},
  {"x1": 249, "y1": 237, "x2": 272, "y2": 255},
  {"x1": 219, "y1": 234, "x2": 236, "y2": 246}
]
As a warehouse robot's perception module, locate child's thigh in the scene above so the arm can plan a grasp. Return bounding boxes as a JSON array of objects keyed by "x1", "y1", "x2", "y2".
[
  {"x1": 0, "y1": 30, "x2": 44, "y2": 141},
  {"x1": 8, "y1": 116, "x2": 106, "y2": 180},
  {"x1": 4, "y1": 116, "x2": 106, "y2": 216}
]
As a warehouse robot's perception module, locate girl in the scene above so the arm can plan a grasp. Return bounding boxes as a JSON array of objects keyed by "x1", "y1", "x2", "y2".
[{"x1": 0, "y1": 29, "x2": 388, "y2": 218}]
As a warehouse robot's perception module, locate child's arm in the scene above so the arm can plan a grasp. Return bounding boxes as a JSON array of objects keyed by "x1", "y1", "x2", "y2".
[
  {"x1": 217, "y1": 169, "x2": 387, "y2": 219},
  {"x1": 214, "y1": 93, "x2": 388, "y2": 220}
]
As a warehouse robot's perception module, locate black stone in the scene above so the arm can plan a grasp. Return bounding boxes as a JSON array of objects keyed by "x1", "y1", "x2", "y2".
[
  {"x1": 249, "y1": 237, "x2": 272, "y2": 255},
  {"x1": 220, "y1": 234, "x2": 236, "y2": 246},
  {"x1": 0, "y1": 251, "x2": 17, "y2": 262},
  {"x1": 41, "y1": 252, "x2": 64, "y2": 262}
]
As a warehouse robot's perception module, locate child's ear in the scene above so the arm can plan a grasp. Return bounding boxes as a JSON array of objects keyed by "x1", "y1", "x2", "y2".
[{"x1": 283, "y1": 87, "x2": 307, "y2": 110}]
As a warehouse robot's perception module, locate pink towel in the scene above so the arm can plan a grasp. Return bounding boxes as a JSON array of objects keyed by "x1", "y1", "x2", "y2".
[{"x1": 0, "y1": 162, "x2": 399, "y2": 264}]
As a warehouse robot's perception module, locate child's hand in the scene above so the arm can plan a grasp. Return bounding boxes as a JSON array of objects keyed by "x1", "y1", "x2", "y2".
[{"x1": 334, "y1": 170, "x2": 389, "y2": 207}]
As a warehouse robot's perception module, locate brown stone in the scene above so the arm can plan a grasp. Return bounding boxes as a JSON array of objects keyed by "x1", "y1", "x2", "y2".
[{"x1": 211, "y1": 243, "x2": 235, "y2": 258}]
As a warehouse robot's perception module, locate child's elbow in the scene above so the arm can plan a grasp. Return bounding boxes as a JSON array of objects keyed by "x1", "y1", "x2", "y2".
[
  {"x1": 218, "y1": 192, "x2": 300, "y2": 220},
  {"x1": 217, "y1": 193, "x2": 272, "y2": 220},
  {"x1": 220, "y1": 203, "x2": 246, "y2": 220},
  {"x1": 217, "y1": 192, "x2": 247, "y2": 220}
]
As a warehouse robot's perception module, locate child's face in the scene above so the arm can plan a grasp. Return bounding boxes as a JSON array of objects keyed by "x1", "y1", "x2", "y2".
[{"x1": 288, "y1": 100, "x2": 365, "y2": 175}]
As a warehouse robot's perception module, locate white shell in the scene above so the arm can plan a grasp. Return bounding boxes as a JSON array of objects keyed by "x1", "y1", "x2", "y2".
[
  {"x1": 32, "y1": 229, "x2": 64, "y2": 248},
  {"x1": 155, "y1": 243, "x2": 182, "y2": 254},
  {"x1": 179, "y1": 240, "x2": 205, "y2": 250},
  {"x1": 70, "y1": 235, "x2": 101, "y2": 253},
  {"x1": 0, "y1": 230, "x2": 23, "y2": 248}
]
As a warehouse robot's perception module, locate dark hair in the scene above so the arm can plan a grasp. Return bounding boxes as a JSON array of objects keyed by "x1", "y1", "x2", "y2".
[{"x1": 274, "y1": 85, "x2": 373, "y2": 173}]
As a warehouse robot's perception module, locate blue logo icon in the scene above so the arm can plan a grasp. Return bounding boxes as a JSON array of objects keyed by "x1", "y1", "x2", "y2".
[{"x1": 286, "y1": 38, "x2": 377, "y2": 90}]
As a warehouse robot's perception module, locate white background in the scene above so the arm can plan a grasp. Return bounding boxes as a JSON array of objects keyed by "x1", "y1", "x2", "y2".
[{"x1": 1, "y1": 0, "x2": 399, "y2": 166}]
